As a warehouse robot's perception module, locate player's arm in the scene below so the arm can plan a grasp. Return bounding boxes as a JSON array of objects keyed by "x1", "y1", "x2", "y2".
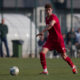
[
  {"x1": 36, "y1": 20, "x2": 56, "y2": 37},
  {"x1": 45, "y1": 20, "x2": 56, "y2": 31}
]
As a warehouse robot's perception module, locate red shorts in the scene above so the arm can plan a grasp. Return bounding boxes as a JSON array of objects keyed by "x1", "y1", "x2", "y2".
[{"x1": 43, "y1": 39, "x2": 66, "y2": 53}]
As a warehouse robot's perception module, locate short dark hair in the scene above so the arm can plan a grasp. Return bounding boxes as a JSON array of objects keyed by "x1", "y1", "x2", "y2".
[{"x1": 45, "y1": 3, "x2": 52, "y2": 9}]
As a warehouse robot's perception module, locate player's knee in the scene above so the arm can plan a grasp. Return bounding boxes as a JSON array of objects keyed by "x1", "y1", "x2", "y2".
[
  {"x1": 61, "y1": 53, "x2": 68, "y2": 59},
  {"x1": 41, "y1": 48, "x2": 48, "y2": 54}
]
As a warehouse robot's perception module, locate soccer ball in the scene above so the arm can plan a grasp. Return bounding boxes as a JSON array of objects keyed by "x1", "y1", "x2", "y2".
[{"x1": 10, "y1": 66, "x2": 19, "y2": 76}]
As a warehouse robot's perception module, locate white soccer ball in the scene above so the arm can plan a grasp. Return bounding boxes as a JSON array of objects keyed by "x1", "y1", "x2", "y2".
[{"x1": 10, "y1": 66, "x2": 19, "y2": 76}]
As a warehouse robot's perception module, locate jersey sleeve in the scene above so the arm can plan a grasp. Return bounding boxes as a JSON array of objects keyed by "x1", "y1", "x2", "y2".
[{"x1": 51, "y1": 15, "x2": 58, "y2": 24}]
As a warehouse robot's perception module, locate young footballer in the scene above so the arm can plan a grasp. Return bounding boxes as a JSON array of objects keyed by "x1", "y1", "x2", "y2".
[{"x1": 36, "y1": 3, "x2": 78, "y2": 75}]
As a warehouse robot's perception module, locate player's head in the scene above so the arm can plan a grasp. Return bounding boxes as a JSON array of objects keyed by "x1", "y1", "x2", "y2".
[{"x1": 45, "y1": 3, "x2": 53, "y2": 16}]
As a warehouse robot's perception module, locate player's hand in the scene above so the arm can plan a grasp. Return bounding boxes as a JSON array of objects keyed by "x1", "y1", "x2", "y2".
[{"x1": 36, "y1": 32, "x2": 43, "y2": 37}]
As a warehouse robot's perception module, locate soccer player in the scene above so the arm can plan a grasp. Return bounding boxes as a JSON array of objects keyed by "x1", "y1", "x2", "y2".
[{"x1": 36, "y1": 3, "x2": 78, "y2": 75}]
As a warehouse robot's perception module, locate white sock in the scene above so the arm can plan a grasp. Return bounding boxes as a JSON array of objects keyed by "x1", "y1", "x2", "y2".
[
  {"x1": 43, "y1": 68, "x2": 48, "y2": 72},
  {"x1": 72, "y1": 65, "x2": 75, "y2": 69}
]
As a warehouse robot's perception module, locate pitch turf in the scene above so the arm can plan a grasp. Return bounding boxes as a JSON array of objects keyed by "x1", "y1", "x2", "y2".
[{"x1": 0, "y1": 58, "x2": 80, "y2": 80}]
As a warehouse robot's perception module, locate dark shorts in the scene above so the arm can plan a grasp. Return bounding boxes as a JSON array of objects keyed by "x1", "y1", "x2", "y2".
[{"x1": 43, "y1": 39, "x2": 66, "y2": 53}]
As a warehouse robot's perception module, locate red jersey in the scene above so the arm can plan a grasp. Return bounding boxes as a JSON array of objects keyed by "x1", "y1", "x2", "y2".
[{"x1": 46, "y1": 14, "x2": 64, "y2": 43}]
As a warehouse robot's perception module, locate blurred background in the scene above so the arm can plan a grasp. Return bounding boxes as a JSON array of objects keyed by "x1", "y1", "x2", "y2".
[{"x1": 0, "y1": 0, "x2": 80, "y2": 58}]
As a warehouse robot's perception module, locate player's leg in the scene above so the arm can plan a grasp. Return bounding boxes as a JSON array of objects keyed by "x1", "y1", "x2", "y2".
[
  {"x1": 40, "y1": 47, "x2": 49, "y2": 74},
  {"x1": 61, "y1": 52, "x2": 78, "y2": 74}
]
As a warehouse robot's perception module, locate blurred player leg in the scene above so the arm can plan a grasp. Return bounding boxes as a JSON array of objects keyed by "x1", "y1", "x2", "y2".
[
  {"x1": 61, "y1": 52, "x2": 78, "y2": 74},
  {"x1": 40, "y1": 48, "x2": 49, "y2": 74}
]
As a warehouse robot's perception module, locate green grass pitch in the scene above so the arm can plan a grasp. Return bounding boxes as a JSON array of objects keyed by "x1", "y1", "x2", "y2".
[{"x1": 0, "y1": 58, "x2": 80, "y2": 80}]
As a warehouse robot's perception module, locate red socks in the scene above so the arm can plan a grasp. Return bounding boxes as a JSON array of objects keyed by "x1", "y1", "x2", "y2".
[
  {"x1": 40, "y1": 52, "x2": 47, "y2": 69},
  {"x1": 64, "y1": 56, "x2": 74, "y2": 68},
  {"x1": 40, "y1": 52, "x2": 74, "y2": 70}
]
